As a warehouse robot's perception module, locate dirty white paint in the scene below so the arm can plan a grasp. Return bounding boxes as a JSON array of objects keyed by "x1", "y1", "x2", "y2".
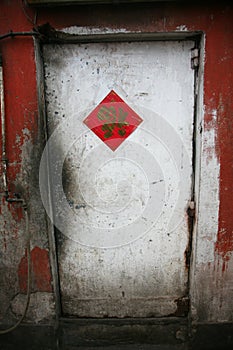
[
  {"x1": 176, "y1": 25, "x2": 188, "y2": 32},
  {"x1": 11, "y1": 292, "x2": 55, "y2": 323},
  {"x1": 43, "y1": 40, "x2": 195, "y2": 317},
  {"x1": 62, "y1": 26, "x2": 133, "y2": 35},
  {"x1": 196, "y1": 112, "x2": 220, "y2": 265}
]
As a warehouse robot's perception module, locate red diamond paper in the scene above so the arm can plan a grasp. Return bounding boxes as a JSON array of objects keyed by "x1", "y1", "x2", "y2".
[{"x1": 83, "y1": 90, "x2": 143, "y2": 151}]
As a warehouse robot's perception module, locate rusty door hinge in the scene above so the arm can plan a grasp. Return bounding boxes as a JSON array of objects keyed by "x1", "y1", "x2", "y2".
[{"x1": 191, "y1": 48, "x2": 199, "y2": 69}]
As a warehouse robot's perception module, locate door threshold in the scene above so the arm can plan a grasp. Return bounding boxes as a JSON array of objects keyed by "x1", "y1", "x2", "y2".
[
  {"x1": 59, "y1": 317, "x2": 189, "y2": 347},
  {"x1": 60, "y1": 316, "x2": 188, "y2": 325}
]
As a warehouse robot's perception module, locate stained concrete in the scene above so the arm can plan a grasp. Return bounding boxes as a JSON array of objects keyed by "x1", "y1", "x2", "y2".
[
  {"x1": 0, "y1": 322, "x2": 233, "y2": 350},
  {"x1": 68, "y1": 346, "x2": 188, "y2": 350}
]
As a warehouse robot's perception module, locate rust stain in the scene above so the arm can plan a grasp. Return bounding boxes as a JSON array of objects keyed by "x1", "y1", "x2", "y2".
[
  {"x1": 7, "y1": 202, "x2": 24, "y2": 222},
  {"x1": 185, "y1": 205, "x2": 195, "y2": 270},
  {"x1": 18, "y1": 246, "x2": 52, "y2": 293},
  {"x1": 221, "y1": 256, "x2": 230, "y2": 273}
]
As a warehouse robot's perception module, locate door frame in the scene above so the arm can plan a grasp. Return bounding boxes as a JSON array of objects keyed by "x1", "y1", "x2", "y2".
[{"x1": 35, "y1": 28, "x2": 203, "y2": 324}]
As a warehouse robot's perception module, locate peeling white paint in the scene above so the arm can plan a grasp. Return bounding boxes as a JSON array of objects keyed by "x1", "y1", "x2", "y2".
[
  {"x1": 62, "y1": 26, "x2": 135, "y2": 35},
  {"x1": 176, "y1": 25, "x2": 188, "y2": 32},
  {"x1": 22, "y1": 127, "x2": 31, "y2": 136},
  {"x1": 195, "y1": 109, "x2": 220, "y2": 264}
]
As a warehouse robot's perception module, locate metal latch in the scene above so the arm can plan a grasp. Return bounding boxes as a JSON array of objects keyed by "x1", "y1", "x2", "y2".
[{"x1": 191, "y1": 48, "x2": 199, "y2": 69}]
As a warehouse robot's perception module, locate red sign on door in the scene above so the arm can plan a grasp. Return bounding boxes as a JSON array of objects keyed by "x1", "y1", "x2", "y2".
[{"x1": 83, "y1": 90, "x2": 143, "y2": 151}]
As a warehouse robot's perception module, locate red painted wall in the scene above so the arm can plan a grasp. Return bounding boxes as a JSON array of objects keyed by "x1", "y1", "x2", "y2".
[{"x1": 0, "y1": 0, "x2": 232, "y2": 322}]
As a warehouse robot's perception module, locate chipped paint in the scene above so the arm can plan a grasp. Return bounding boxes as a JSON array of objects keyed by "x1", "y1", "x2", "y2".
[
  {"x1": 18, "y1": 246, "x2": 52, "y2": 293},
  {"x1": 11, "y1": 292, "x2": 55, "y2": 323},
  {"x1": 195, "y1": 109, "x2": 220, "y2": 265},
  {"x1": 176, "y1": 25, "x2": 188, "y2": 31},
  {"x1": 215, "y1": 100, "x2": 233, "y2": 262},
  {"x1": 62, "y1": 26, "x2": 135, "y2": 35}
]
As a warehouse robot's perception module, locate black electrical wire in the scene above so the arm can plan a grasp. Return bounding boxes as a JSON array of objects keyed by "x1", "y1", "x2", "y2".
[{"x1": 0, "y1": 31, "x2": 39, "y2": 40}]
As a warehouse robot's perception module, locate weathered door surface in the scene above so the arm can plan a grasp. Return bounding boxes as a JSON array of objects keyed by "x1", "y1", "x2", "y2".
[{"x1": 42, "y1": 40, "x2": 195, "y2": 317}]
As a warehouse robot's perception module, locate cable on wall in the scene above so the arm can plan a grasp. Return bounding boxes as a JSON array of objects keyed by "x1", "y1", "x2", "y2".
[{"x1": 0, "y1": 30, "x2": 39, "y2": 40}]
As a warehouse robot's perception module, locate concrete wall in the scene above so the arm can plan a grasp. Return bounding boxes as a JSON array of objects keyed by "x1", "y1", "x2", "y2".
[{"x1": 0, "y1": 0, "x2": 232, "y2": 325}]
